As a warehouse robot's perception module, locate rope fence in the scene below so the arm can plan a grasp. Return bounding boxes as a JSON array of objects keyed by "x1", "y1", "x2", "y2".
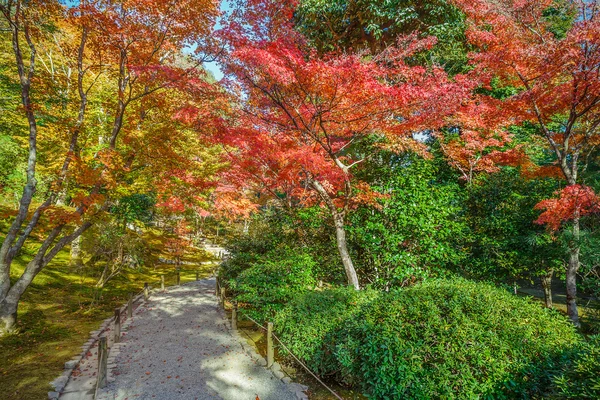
[{"x1": 216, "y1": 280, "x2": 345, "y2": 400}]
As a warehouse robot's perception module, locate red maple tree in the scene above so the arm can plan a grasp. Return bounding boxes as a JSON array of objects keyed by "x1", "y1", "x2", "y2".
[
  {"x1": 214, "y1": 26, "x2": 469, "y2": 289},
  {"x1": 453, "y1": 0, "x2": 600, "y2": 325},
  {"x1": 0, "y1": 0, "x2": 219, "y2": 335}
]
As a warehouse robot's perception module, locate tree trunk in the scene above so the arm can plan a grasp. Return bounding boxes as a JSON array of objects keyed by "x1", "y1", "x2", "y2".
[
  {"x1": 70, "y1": 234, "x2": 81, "y2": 265},
  {"x1": 566, "y1": 218, "x2": 580, "y2": 326},
  {"x1": 333, "y1": 213, "x2": 360, "y2": 290},
  {"x1": 309, "y1": 179, "x2": 360, "y2": 290},
  {"x1": 0, "y1": 299, "x2": 18, "y2": 335},
  {"x1": 541, "y1": 269, "x2": 553, "y2": 309}
]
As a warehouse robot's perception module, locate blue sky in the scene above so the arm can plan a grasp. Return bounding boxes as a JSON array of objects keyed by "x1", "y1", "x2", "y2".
[{"x1": 203, "y1": 0, "x2": 233, "y2": 81}]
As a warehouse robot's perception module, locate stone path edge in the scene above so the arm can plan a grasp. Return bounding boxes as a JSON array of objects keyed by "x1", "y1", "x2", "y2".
[
  {"x1": 216, "y1": 301, "x2": 309, "y2": 400},
  {"x1": 48, "y1": 292, "x2": 145, "y2": 399}
]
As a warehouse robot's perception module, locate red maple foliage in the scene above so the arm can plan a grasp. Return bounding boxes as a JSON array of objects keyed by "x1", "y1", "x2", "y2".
[
  {"x1": 452, "y1": 0, "x2": 600, "y2": 190},
  {"x1": 535, "y1": 185, "x2": 600, "y2": 232},
  {"x1": 213, "y1": 7, "x2": 471, "y2": 287},
  {"x1": 453, "y1": 0, "x2": 600, "y2": 324}
]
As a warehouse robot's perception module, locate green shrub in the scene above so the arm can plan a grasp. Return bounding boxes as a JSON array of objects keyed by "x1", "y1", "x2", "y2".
[
  {"x1": 550, "y1": 335, "x2": 600, "y2": 399},
  {"x1": 273, "y1": 287, "x2": 379, "y2": 380},
  {"x1": 232, "y1": 248, "x2": 317, "y2": 321},
  {"x1": 218, "y1": 234, "x2": 276, "y2": 283},
  {"x1": 274, "y1": 278, "x2": 581, "y2": 399}
]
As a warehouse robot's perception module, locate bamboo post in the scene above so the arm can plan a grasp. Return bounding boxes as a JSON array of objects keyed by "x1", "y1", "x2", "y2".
[
  {"x1": 231, "y1": 303, "x2": 237, "y2": 330},
  {"x1": 127, "y1": 293, "x2": 133, "y2": 318},
  {"x1": 113, "y1": 308, "x2": 121, "y2": 343},
  {"x1": 267, "y1": 322, "x2": 274, "y2": 368},
  {"x1": 161, "y1": 275, "x2": 165, "y2": 291},
  {"x1": 144, "y1": 282, "x2": 149, "y2": 301},
  {"x1": 220, "y1": 287, "x2": 225, "y2": 309},
  {"x1": 97, "y1": 337, "x2": 108, "y2": 389}
]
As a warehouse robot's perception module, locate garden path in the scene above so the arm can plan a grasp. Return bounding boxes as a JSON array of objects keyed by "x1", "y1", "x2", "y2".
[{"x1": 93, "y1": 278, "x2": 297, "y2": 400}]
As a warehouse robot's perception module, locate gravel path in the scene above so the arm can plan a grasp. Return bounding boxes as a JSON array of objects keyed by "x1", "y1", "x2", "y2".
[{"x1": 96, "y1": 279, "x2": 299, "y2": 400}]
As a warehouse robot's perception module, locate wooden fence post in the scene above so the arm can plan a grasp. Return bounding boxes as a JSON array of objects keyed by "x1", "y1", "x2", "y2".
[
  {"x1": 127, "y1": 293, "x2": 133, "y2": 318},
  {"x1": 114, "y1": 308, "x2": 121, "y2": 343},
  {"x1": 144, "y1": 282, "x2": 149, "y2": 301},
  {"x1": 176, "y1": 270, "x2": 181, "y2": 286},
  {"x1": 161, "y1": 275, "x2": 165, "y2": 291},
  {"x1": 220, "y1": 287, "x2": 225, "y2": 309},
  {"x1": 231, "y1": 303, "x2": 237, "y2": 330},
  {"x1": 267, "y1": 322, "x2": 274, "y2": 368},
  {"x1": 97, "y1": 337, "x2": 108, "y2": 389},
  {"x1": 215, "y1": 279, "x2": 219, "y2": 296}
]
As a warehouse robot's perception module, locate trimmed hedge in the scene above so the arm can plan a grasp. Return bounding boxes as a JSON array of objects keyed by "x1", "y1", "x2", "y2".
[
  {"x1": 273, "y1": 279, "x2": 581, "y2": 399},
  {"x1": 274, "y1": 287, "x2": 380, "y2": 379}
]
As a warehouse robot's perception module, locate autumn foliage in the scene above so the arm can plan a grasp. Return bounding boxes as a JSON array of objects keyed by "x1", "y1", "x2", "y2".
[{"x1": 535, "y1": 185, "x2": 600, "y2": 232}]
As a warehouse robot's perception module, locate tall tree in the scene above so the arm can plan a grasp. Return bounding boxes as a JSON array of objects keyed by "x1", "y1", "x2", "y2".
[
  {"x1": 216, "y1": 32, "x2": 469, "y2": 289},
  {"x1": 0, "y1": 0, "x2": 219, "y2": 335},
  {"x1": 453, "y1": 0, "x2": 600, "y2": 325}
]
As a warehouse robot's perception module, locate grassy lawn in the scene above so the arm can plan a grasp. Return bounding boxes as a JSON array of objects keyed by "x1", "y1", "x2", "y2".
[{"x1": 0, "y1": 231, "x2": 216, "y2": 400}]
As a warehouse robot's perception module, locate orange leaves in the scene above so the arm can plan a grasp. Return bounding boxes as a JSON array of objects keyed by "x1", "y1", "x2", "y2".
[
  {"x1": 351, "y1": 182, "x2": 388, "y2": 210},
  {"x1": 535, "y1": 185, "x2": 600, "y2": 231},
  {"x1": 212, "y1": 184, "x2": 260, "y2": 220},
  {"x1": 156, "y1": 197, "x2": 186, "y2": 214},
  {"x1": 163, "y1": 220, "x2": 193, "y2": 259},
  {"x1": 452, "y1": 0, "x2": 600, "y2": 156},
  {"x1": 44, "y1": 206, "x2": 80, "y2": 226}
]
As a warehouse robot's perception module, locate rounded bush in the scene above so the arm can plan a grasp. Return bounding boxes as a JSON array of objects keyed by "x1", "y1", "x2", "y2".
[
  {"x1": 274, "y1": 278, "x2": 581, "y2": 399},
  {"x1": 273, "y1": 287, "x2": 379, "y2": 378}
]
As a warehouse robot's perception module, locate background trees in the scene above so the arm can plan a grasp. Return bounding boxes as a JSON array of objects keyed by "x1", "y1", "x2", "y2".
[{"x1": 295, "y1": 0, "x2": 469, "y2": 72}]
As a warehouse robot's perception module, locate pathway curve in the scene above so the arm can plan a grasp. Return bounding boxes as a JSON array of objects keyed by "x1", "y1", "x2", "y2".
[{"x1": 96, "y1": 278, "x2": 298, "y2": 400}]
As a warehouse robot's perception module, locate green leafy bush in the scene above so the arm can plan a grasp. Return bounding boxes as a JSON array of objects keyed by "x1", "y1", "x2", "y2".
[
  {"x1": 349, "y1": 155, "x2": 467, "y2": 289},
  {"x1": 273, "y1": 278, "x2": 581, "y2": 399},
  {"x1": 232, "y1": 248, "x2": 317, "y2": 321},
  {"x1": 273, "y1": 287, "x2": 379, "y2": 379},
  {"x1": 218, "y1": 234, "x2": 275, "y2": 284},
  {"x1": 550, "y1": 335, "x2": 600, "y2": 399}
]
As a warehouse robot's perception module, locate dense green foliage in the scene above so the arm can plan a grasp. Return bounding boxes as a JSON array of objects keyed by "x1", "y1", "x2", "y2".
[
  {"x1": 463, "y1": 170, "x2": 563, "y2": 284},
  {"x1": 551, "y1": 336, "x2": 600, "y2": 399},
  {"x1": 228, "y1": 247, "x2": 317, "y2": 320},
  {"x1": 272, "y1": 279, "x2": 580, "y2": 399},
  {"x1": 295, "y1": 0, "x2": 469, "y2": 72},
  {"x1": 349, "y1": 154, "x2": 466, "y2": 288}
]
